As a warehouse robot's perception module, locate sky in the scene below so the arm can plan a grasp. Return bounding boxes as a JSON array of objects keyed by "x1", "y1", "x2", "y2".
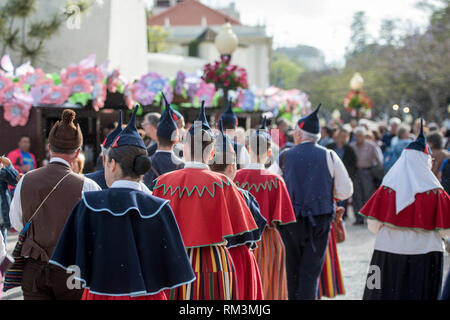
[{"x1": 147, "y1": 0, "x2": 434, "y2": 65}]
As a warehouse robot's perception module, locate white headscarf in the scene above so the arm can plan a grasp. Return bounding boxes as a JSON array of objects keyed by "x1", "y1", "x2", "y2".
[{"x1": 382, "y1": 149, "x2": 443, "y2": 214}]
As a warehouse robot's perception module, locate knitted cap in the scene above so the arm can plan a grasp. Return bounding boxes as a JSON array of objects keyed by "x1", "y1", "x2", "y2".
[{"x1": 48, "y1": 109, "x2": 83, "y2": 150}]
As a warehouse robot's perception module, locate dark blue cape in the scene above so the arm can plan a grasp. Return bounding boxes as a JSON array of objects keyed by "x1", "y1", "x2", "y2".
[
  {"x1": 49, "y1": 188, "x2": 195, "y2": 297},
  {"x1": 85, "y1": 168, "x2": 107, "y2": 190},
  {"x1": 225, "y1": 187, "x2": 267, "y2": 249}
]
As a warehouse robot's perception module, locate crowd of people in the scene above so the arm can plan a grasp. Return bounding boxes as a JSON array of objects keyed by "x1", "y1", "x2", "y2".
[{"x1": 0, "y1": 96, "x2": 449, "y2": 300}]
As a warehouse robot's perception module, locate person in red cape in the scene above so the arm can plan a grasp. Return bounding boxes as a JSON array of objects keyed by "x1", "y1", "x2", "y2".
[
  {"x1": 360, "y1": 119, "x2": 450, "y2": 300},
  {"x1": 234, "y1": 117, "x2": 296, "y2": 300},
  {"x1": 152, "y1": 102, "x2": 258, "y2": 300},
  {"x1": 209, "y1": 120, "x2": 267, "y2": 300}
]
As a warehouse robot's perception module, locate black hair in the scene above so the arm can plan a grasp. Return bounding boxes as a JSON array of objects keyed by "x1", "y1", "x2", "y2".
[
  {"x1": 427, "y1": 131, "x2": 444, "y2": 150},
  {"x1": 249, "y1": 133, "x2": 271, "y2": 163},
  {"x1": 158, "y1": 136, "x2": 176, "y2": 148},
  {"x1": 107, "y1": 145, "x2": 152, "y2": 178},
  {"x1": 19, "y1": 135, "x2": 31, "y2": 141},
  {"x1": 185, "y1": 129, "x2": 215, "y2": 163}
]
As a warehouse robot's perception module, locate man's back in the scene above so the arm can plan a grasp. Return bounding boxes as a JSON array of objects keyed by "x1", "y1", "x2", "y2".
[{"x1": 283, "y1": 142, "x2": 334, "y2": 218}]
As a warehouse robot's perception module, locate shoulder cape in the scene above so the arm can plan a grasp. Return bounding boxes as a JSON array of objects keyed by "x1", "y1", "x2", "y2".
[
  {"x1": 359, "y1": 186, "x2": 450, "y2": 232},
  {"x1": 225, "y1": 188, "x2": 267, "y2": 249},
  {"x1": 152, "y1": 168, "x2": 258, "y2": 248},
  {"x1": 234, "y1": 169, "x2": 297, "y2": 227},
  {"x1": 49, "y1": 188, "x2": 195, "y2": 297}
]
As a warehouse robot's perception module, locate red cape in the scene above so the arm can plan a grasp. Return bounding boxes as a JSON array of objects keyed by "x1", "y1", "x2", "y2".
[
  {"x1": 152, "y1": 168, "x2": 258, "y2": 248},
  {"x1": 234, "y1": 169, "x2": 296, "y2": 228},
  {"x1": 359, "y1": 186, "x2": 450, "y2": 231}
]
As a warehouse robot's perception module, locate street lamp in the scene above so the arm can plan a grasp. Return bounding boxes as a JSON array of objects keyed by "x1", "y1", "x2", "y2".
[
  {"x1": 392, "y1": 104, "x2": 400, "y2": 111},
  {"x1": 215, "y1": 22, "x2": 238, "y2": 110},
  {"x1": 350, "y1": 73, "x2": 364, "y2": 92},
  {"x1": 215, "y1": 22, "x2": 238, "y2": 60}
]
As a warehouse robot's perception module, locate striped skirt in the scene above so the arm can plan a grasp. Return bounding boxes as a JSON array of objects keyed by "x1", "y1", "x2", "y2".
[
  {"x1": 228, "y1": 245, "x2": 264, "y2": 300},
  {"x1": 168, "y1": 245, "x2": 238, "y2": 300},
  {"x1": 253, "y1": 227, "x2": 288, "y2": 300},
  {"x1": 82, "y1": 289, "x2": 167, "y2": 300},
  {"x1": 317, "y1": 224, "x2": 345, "y2": 299}
]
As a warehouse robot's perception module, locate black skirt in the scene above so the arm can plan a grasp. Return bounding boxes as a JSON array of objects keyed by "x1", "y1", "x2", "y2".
[{"x1": 363, "y1": 250, "x2": 443, "y2": 300}]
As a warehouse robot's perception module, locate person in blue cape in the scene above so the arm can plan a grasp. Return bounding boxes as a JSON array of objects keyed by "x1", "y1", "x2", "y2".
[
  {"x1": 49, "y1": 106, "x2": 195, "y2": 300},
  {"x1": 143, "y1": 93, "x2": 184, "y2": 190},
  {"x1": 219, "y1": 99, "x2": 250, "y2": 169}
]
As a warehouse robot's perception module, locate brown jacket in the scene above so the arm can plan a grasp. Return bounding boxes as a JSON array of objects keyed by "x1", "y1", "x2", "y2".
[{"x1": 20, "y1": 162, "x2": 85, "y2": 262}]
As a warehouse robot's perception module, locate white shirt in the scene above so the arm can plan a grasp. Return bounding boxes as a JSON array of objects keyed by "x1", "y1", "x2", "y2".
[
  {"x1": 0, "y1": 232, "x2": 6, "y2": 265},
  {"x1": 184, "y1": 162, "x2": 210, "y2": 170},
  {"x1": 110, "y1": 180, "x2": 152, "y2": 194},
  {"x1": 368, "y1": 220, "x2": 445, "y2": 255},
  {"x1": 238, "y1": 147, "x2": 250, "y2": 168},
  {"x1": 9, "y1": 157, "x2": 101, "y2": 231}
]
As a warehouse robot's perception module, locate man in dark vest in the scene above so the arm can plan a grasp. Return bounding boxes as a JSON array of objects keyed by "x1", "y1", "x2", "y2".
[
  {"x1": 85, "y1": 111, "x2": 123, "y2": 189},
  {"x1": 9, "y1": 109, "x2": 101, "y2": 300},
  {"x1": 219, "y1": 100, "x2": 250, "y2": 170},
  {"x1": 279, "y1": 104, "x2": 353, "y2": 300}
]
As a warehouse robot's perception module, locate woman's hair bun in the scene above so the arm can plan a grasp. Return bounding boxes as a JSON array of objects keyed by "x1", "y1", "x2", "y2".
[{"x1": 133, "y1": 154, "x2": 152, "y2": 175}]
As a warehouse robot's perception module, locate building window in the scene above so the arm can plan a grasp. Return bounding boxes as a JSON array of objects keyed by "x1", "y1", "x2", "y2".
[{"x1": 157, "y1": 0, "x2": 170, "y2": 7}]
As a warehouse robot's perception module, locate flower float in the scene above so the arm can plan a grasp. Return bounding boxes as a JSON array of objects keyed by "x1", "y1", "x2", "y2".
[
  {"x1": 202, "y1": 55, "x2": 248, "y2": 91},
  {"x1": 3, "y1": 94, "x2": 33, "y2": 127}
]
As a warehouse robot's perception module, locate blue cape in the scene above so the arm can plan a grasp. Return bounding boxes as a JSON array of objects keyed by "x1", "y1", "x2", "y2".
[{"x1": 49, "y1": 188, "x2": 195, "y2": 297}]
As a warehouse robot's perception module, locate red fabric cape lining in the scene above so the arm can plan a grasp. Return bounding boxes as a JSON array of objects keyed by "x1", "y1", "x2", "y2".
[
  {"x1": 152, "y1": 169, "x2": 258, "y2": 248},
  {"x1": 234, "y1": 169, "x2": 296, "y2": 227},
  {"x1": 359, "y1": 186, "x2": 450, "y2": 231}
]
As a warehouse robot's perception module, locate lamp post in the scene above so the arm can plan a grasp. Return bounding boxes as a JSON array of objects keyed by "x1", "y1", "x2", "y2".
[{"x1": 215, "y1": 22, "x2": 238, "y2": 111}]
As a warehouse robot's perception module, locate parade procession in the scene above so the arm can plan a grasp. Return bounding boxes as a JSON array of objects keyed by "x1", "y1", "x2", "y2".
[{"x1": 0, "y1": 0, "x2": 449, "y2": 310}]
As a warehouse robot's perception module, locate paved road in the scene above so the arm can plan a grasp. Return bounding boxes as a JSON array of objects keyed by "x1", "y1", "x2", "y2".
[{"x1": 2, "y1": 210, "x2": 449, "y2": 300}]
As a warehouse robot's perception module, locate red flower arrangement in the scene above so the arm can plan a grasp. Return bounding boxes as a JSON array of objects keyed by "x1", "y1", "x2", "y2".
[
  {"x1": 202, "y1": 56, "x2": 248, "y2": 91},
  {"x1": 344, "y1": 90, "x2": 373, "y2": 112}
]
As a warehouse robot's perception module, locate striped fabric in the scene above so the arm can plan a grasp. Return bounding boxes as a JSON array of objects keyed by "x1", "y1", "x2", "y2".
[
  {"x1": 81, "y1": 289, "x2": 167, "y2": 300},
  {"x1": 168, "y1": 245, "x2": 238, "y2": 300},
  {"x1": 2, "y1": 224, "x2": 29, "y2": 292},
  {"x1": 253, "y1": 227, "x2": 288, "y2": 300},
  {"x1": 317, "y1": 224, "x2": 345, "y2": 299}
]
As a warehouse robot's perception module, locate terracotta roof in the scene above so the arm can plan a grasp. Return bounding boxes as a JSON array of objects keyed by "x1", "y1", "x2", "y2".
[{"x1": 148, "y1": 0, "x2": 241, "y2": 26}]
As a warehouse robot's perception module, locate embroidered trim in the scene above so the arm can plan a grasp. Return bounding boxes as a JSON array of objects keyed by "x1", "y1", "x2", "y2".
[
  {"x1": 358, "y1": 211, "x2": 450, "y2": 232},
  {"x1": 153, "y1": 175, "x2": 234, "y2": 199},
  {"x1": 235, "y1": 178, "x2": 281, "y2": 193},
  {"x1": 82, "y1": 191, "x2": 170, "y2": 219},
  {"x1": 48, "y1": 260, "x2": 196, "y2": 297}
]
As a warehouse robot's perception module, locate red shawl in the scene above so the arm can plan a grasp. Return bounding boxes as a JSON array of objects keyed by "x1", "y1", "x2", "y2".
[
  {"x1": 359, "y1": 186, "x2": 450, "y2": 231},
  {"x1": 152, "y1": 168, "x2": 258, "y2": 248},
  {"x1": 234, "y1": 169, "x2": 296, "y2": 228}
]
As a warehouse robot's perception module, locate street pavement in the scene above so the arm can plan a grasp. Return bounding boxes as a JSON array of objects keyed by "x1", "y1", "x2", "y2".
[{"x1": 2, "y1": 208, "x2": 449, "y2": 300}]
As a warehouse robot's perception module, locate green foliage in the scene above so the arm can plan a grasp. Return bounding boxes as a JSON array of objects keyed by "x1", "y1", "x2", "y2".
[
  {"x1": 147, "y1": 25, "x2": 169, "y2": 53},
  {"x1": 0, "y1": 0, "x2": 91, "y2": 66},
  {"x1": 297, "y1": 2, "x2": 450, "y2": 122},
  {"x1": 270, "y1": 52, "x2": 306, "y2": 89}
]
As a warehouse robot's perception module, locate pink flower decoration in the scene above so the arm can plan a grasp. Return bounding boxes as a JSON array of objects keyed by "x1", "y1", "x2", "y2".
[
  {"x1": 91, "y1": 82, "x2": 107, "y2": 111},
  {"x1": 81, "y1": 67, "x2": 104, "y2": 85},
  {"x1": 29, "y1": 78, "x2": 54, "y2": 105},
  {"x1": 3, "y1": 98, "x2": 32, "y2": 127},
  {"x1": 40, "y1": 86, "x2": 70, "y2": 105},
  {"x1": 107, "y1": 69, "x2": 120, "y2": 93},
  {"x1": 18, "y1": 69, "x2": 46, "y2": 87},
  {"x1": 124, "y1": 83, "x2": 137, "y2": 110},
  {"x1": 0, "y1": 83, "x2": 23, "y2": 105},
  {"x1": 60, "y1": 65, "x2": 84, "y2": 84},
  {"x1": 195, "y1": 81, "x2": 216, "y2": 106},
  {"x1": 65, "y1": 77, "x2": 93, "y2": 95}
]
